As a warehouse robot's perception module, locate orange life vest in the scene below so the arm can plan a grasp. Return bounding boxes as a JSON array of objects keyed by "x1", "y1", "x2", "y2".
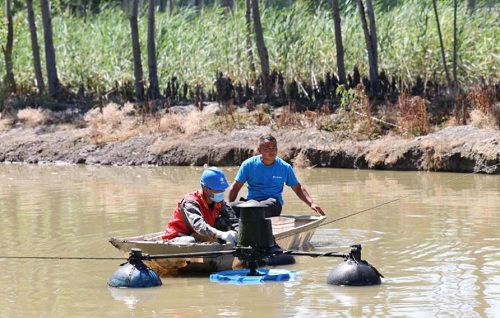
[{"x1": 162, "y1": 190, "x2": 222, "y2": 241}]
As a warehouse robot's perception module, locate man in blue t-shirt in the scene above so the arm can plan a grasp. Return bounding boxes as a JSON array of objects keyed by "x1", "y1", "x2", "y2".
[{"x1": 228, "y1": 134, "x2": 325, "y2": 217}]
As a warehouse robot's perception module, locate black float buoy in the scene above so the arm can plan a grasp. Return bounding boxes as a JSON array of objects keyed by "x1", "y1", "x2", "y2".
[
  {"x1": 108, "y1": 248, "x2": 162, "y2": 288},
  {"x1": 327, "y1": 244, "x2": 383, "y2": 286},
  {"x1": 264, "y1": 254, "x2": 296, "y2": 266}
]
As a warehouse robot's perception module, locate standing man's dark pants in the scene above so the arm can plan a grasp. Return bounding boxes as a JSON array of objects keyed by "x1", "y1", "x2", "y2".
[{"x1": 228, "y1": 198, "x2": 282, "y2": 218}]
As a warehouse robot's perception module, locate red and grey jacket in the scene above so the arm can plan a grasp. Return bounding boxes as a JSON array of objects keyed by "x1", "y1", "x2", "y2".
[{"x1": 162, "y1": 190, "x2": 238, "y2": 241}]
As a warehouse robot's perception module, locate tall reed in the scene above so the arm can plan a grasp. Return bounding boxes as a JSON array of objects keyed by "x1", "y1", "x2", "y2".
[{"x1": 0, "y1": 1, "x2": 498, "y2": 96}]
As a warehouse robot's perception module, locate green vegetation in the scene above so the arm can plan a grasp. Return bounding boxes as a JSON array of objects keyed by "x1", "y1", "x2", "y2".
[
  {"x1": 1, "y1": 1, "x2": 498, "y2": 95},
  {"x1": 0, "y1": 1, "x2": 499, "y2": 139}
]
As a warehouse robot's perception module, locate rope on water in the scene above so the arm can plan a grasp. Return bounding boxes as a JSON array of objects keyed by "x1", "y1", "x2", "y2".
[
  {"x1": 283, "y1": 250, "x2": 347, "y2": 258},
  {"x1": 0, "y1": 256, "x2": 124, "y2": 260}
]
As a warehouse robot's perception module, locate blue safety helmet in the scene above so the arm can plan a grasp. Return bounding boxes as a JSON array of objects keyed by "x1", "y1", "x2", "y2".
[{"x1": 200, "y1": 167, "x2": 229, "y2": 191}]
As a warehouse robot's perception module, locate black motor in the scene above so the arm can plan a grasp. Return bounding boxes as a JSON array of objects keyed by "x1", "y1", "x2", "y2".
[{"x1": 235, "y1": 200, "x2": 275, "y2": 275}]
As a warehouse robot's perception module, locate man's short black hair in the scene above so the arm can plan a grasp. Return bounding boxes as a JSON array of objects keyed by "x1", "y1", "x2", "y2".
[{"x1": 259, "y1": 135, "x2": 276, "y2": 146}]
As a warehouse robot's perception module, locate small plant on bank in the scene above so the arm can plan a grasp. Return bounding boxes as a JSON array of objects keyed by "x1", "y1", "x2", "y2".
[
  {"x1": 16, "y1": 108, "x2": 50, "y2": 128},
  {"x1": 396, "y1": 92, "x2": 429, "y2": 137},
  {"x1": 276, "y1": 103, "x2": 305, "y2": 128},
  {"x1": 467, "y1": 86, "x2": 500, "y2": 129},
  {"x1": 159, "y1": 109, "x2": 207, "y2": 135},
  {"x1": 334, "y1": 85, "x2": 356, "y2": 132},
  {"x1": 333, "y1": 84, "x2": 383, "y2": 140},
  {"x1": 292, "y1": 150, "x2": 313, "y2": 169},
  {"x1": 252, "y1": 104, "x2": 272, "y2": 126},
  {"x1": 84, "y1": 103, "x2": 136, "y2": 144}
]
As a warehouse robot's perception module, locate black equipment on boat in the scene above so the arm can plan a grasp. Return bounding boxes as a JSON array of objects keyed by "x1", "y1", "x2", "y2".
[{"x1": 235, "y1": 200, "x2": 286, "y2": 276}]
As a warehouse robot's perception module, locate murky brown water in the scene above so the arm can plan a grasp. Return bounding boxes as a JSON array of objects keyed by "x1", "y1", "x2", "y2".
[{"x1": 1, "y1": 164, "x2": 499, "y2": 317}]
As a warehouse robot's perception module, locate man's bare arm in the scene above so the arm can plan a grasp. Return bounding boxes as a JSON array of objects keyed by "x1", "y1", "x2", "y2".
[
  {"x1": 291, "y1": 183, "x2": 325, "y2": 216},
  {"x1": 227, "y1": 180, "x2": 244, "y2": 202}
]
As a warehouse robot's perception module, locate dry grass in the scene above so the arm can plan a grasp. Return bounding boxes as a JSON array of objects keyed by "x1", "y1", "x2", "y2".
[
  {"x1": 364, "y1": 134, "x2": 403, "y2": 168},
  {"x1": 451, "y1": 97, "x2": 469, "y2": 126},
  {"x1": 332, "y1": 84, "x2": 382, "y2": 140},
  {"x1": 276, "y1": 103, "x2": 305, "y2": 128},
  {"x1": 353, "y1": 84, "x2": 374, "y2": 135},
  {"x1": 377, "y1": 103, "x2": 399, "y2": 127},
  {"x1": 0, "y1": 120, "x2": 13, "y2": 131},
  {"x1": 1, "y1": 85, "x2": 498, "y2": 147},
  {"x1": 292, "y1": 150, "x2": 313, "y2": 168},
  {"x1": 468, "y1": 86, "x2": 496, "y2": 114},
  {"x1": 208, "y1": 103, "x2": 274, "y2": 130},
  {"x1": 464, "y1": 86, "x2": 500, "y2": 130},
  {"x1": 420, "y1": 139, "x2": 450, "y2": 171},
  {"x1": 0, "y1": 108, "x2": 17, "y2": 131},
  {"x1": 396, "y1": 93, "x2": 429, "y2": 137},
  {"x1": 159, "y1": 110, "x2": 208, "y2": 135},
  {"x1": 16, "y1": 108, "x2": 50, "y2": 127},
  {"x1": 469, "y1": 109, "x2": 498, "y2": 130},
  {"x1": 84, "y1": 103, "x2": 140, "y2": 144},
  {"x1": 492, "y1": 103, "x2": 500, "y2": 129},
  {"x1": 251, "y1": 104, "x2": 272, "y2": 126},
  {"x1": 83, "y1": 102, "x2": 214, "y2": 144},
  {"x1": 0, "y1": 107, "x2": 51, "y2": 130}
]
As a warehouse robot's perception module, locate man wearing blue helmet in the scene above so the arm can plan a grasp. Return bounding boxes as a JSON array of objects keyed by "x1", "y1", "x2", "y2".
[{"x1": 162, "y1": 167, "x2": 239, "y2": 244}]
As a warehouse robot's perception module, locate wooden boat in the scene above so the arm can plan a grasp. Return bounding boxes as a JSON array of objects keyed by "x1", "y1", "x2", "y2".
[{"x1": 109, "y1": 214, "x2": 326, "y2": 276}]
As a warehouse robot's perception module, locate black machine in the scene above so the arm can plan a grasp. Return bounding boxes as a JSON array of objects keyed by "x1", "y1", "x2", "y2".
[{"x1": 234, "y1": 200, "x2": 279, "y2": 276}]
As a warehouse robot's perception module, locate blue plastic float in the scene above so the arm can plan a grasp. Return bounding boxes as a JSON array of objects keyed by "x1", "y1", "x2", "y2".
[{"x1": 210, "y1": 268, "x2": 296, "y2": 284}]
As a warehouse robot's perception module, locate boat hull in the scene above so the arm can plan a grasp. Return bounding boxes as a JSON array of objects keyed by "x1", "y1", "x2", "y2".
[{"x1": 109, "y1": 215, "x2": 325, "y2": 276}]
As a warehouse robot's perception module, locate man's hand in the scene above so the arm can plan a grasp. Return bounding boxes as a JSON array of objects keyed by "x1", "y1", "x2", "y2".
[
  {"x1": 311, "y1": 203, "x2": 325, "y2": 216},
  {"x1": 219, "y1": 230, "x2": 238, "y2": 244}
]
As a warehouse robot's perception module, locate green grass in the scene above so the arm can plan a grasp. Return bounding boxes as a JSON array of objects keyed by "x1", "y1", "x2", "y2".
[{"x1": 0, "y1": 1, "x2": 498, "y2": 97}]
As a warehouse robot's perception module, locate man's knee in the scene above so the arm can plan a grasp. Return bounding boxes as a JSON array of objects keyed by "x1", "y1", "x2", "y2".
[
  {"x1": 230, "y1": 198, "x2": 281, "y2": 218},
  {"x1": 261, "y1": 198, "x2": 282, "y2": 217},
  {"x1": 228, "y1": 200, "x2": 244, "y2": 218}
]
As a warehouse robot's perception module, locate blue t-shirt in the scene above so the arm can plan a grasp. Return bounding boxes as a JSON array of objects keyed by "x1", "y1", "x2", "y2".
[{"x1": 235, "y1": 155, "x2": 299, "y2": 206}]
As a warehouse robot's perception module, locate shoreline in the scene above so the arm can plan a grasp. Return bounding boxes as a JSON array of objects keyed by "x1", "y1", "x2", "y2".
[{"x1": 0, "y1": 124, "x2": 499, "y2": 174}]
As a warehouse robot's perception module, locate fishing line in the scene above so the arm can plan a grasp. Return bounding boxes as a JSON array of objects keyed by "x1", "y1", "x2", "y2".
[{"x1": 0, "y1": 256, "x2": 124, "y2": 260}]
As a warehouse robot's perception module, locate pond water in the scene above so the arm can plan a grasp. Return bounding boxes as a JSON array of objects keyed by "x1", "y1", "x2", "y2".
[{"x1": 0, "y1": 164, "x2": 499, "y2": 317}]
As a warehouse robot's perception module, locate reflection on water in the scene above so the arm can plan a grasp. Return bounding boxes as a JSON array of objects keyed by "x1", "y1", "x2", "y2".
[
  {"x1": 312, "y1": 228, "x2": 384, "y2": 249},
  {"x1": 0, "y1": 164, "x2": 499, "y2": 317},
  {"x1": 108, "y1": 287, "x2": 159, "y2": 309}
]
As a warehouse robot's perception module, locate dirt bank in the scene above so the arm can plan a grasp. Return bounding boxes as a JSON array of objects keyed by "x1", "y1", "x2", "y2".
[{"x1": 1, "y1": 114, "x2": 499, "y2": 174}]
